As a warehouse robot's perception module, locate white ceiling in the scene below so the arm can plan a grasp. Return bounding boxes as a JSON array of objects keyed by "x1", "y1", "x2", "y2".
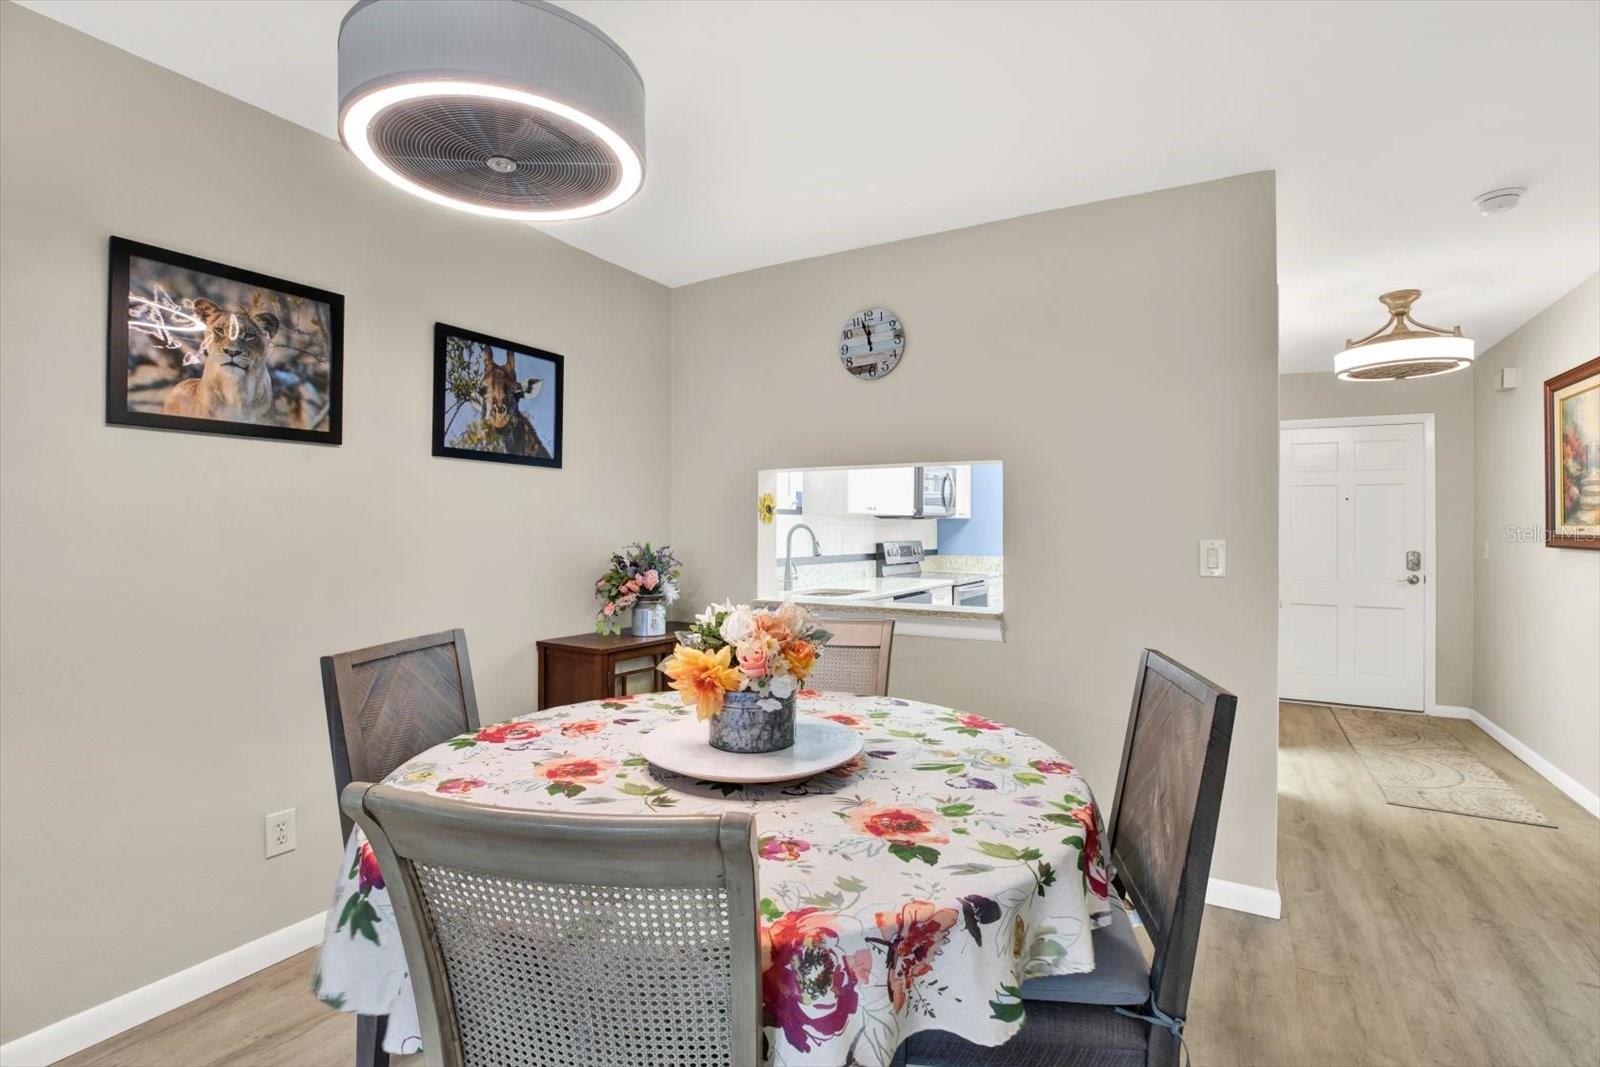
[{"x1": 19, "y1": 0, "x2": 1600, "y2": 372}]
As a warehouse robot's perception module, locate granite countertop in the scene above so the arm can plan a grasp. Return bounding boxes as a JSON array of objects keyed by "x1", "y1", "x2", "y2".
[
  {"x1": 757, "y1": 597, "x2": 1003, "y2": 622},
  {"x1": 754, "y1": 574, "x2": 1003, "y2": 621},
  {"x1": 808, "y1": 575, "x2": 946, "y2": 598}
]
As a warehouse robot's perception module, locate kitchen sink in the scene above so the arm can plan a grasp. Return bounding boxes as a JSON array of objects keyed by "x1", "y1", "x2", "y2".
[{"x1": 796, "y1": 588, "x2": 868, "y2": 597}]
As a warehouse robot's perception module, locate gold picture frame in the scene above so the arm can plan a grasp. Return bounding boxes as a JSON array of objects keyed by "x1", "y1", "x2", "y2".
[{"x1": 1545, "y1": 356, "x2": 1600, "y2": 549}]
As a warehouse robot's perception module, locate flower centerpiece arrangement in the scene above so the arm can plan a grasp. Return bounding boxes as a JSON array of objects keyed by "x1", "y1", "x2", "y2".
[
  {"x1": 593, "y1": 542, "x2": 682, "y2": 637},
  {"x1": 659, "y1": 601, "x2": 832, "y2": 753}
]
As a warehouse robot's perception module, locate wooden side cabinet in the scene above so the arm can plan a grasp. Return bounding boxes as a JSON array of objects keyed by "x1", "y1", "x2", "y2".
[{"x1": 536, "y1": 628, "x2": 681, "y2": 710}]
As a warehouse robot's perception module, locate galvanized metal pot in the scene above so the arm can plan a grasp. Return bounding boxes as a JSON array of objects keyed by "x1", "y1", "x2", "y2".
[
  {"x1": 632, "y1": 595, "x2": 667, "y2": 637},
  {"x1": 709, "y1": 690, "x2": 796, "y2": 753}
]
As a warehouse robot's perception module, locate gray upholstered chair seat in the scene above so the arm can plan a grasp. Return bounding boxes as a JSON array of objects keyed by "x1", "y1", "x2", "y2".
[
  {"x1": 1019, "y1": 905, "x2": 1148, "y2": 1006},
  {"x1": 904, "y1": 999, "x2": 1150, "y2": 1067}
]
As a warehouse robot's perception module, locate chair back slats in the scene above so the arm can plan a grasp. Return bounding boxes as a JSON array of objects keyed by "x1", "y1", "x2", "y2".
[
  {"x1": 342, "y1": 784, "x2": 762, "y2": 1067},
  {"x1": 322, "y1": 629, "x2": 480, "y2": 838},
  {"x1": 1106, "y1": 649, "x2": 1236, "y2": 1026},
  {"x1": 806, "y1": 619, "x2": 894, "y2": 696}
]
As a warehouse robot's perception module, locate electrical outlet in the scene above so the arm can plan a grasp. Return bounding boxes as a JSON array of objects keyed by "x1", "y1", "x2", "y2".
[{"x1": 265, "y1": 809, "x2": 296, "y2": 859}]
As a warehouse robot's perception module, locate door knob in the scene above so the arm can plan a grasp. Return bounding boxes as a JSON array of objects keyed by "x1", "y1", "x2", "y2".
[{"x1": 1397, "y1": 574, "x2": 1421, "y2": 585}]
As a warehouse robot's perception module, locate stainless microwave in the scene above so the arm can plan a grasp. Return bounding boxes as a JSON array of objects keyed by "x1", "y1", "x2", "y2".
[{"x1": 918, "y1": 466, "x2": 956, "y2": 517}]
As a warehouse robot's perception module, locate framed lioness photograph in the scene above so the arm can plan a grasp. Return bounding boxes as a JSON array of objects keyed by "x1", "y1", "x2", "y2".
[
  {"x1": 433, "y1": 323, "x2": 564, "y2": 469},
  {"x1": 106, "y1": 237, "x2": 343, "y2": 444}
]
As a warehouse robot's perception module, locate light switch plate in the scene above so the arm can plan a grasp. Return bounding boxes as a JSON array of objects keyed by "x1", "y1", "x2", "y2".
[{"x1": 1199, "y1": 539, "x2": 1226, "y2": 577}]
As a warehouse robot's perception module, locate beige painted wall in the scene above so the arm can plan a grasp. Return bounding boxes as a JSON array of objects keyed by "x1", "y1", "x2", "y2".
[
  {"x1": 1473, "y1": 275, "x2": 1600, "y2": 797},
  {"x1": 669, "y1": 173, "x2": 1282, "y2": 894},
  {"x1": 0, "y1": 4, "x2": 670, "y2": 1041},
  {"x1": 1278, "y1": 370, "x2": 1476, "y2": 707}
]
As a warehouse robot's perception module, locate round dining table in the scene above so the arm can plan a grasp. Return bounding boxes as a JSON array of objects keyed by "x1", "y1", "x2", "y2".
[{"x1": 314, "y1": 690, "x2": 1113, "y2": 1067}]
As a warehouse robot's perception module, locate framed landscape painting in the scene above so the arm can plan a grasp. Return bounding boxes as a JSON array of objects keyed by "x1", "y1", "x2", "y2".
[
  {"x1": 433, "y1": 323, "x2": 564, "y2": 468},
  {"x1": 1545, "y1": 355, "x2": 1600, "y2": 549},
  {"x1": 106, "y1": 237, "x2": 343, "y2": 443}
]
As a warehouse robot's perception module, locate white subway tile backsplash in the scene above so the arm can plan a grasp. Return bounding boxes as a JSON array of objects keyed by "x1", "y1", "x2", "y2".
[{"x1": 772, "y1": 513, "x2": 939, "y2": 560}]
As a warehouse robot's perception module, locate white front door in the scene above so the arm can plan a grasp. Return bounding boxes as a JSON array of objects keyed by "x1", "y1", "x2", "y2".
[{"x1": 1279, "y1": 421, "x2": 1427, "y2": 710}]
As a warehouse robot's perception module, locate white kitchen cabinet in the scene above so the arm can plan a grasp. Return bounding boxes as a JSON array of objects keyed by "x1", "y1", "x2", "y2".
[
  {"x1": 846, "y1": 466, "x2": 916, "y2": 516},
  {"x1": 774, "y1": 470, "x2": 803, "y2": 512},
  {"x1": 800, "y1": 469, "x2": 849, "y2": 515}
]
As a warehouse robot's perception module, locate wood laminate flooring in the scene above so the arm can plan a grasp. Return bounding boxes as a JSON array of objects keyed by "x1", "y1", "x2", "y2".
[{"x1": 55, "y1": 702, "x2": 1600, "y2": 1067}]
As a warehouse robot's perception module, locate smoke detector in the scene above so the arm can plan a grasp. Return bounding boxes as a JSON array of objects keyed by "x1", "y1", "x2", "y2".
[
  {"x1": 1473, "y1": 187, "x2": 1525, "y2": 216},
  {"x1": 338, "y1": 0, "x2": 644, "y2": 221},
  {"x1": 1335, "y1": 290, "x2": 1475, "y2": 382}
]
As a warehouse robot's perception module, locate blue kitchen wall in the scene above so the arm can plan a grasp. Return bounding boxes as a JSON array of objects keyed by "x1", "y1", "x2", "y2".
[{"x1": 937, "y1": 463, "x2": 1003, "y2": 555}]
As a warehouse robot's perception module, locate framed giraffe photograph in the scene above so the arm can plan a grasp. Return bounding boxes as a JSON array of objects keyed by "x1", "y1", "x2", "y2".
[{"x1": 432, "y1": 322, "x2": 565, "y2": 469}]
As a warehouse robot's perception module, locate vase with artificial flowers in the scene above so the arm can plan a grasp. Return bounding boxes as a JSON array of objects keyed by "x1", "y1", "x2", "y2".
[
  {"x1": 593, "y1": 543, "x2": 682, "y2": 636},
  {"x1": 658, "y1": 601, "x2": 832, "y2": 753}
]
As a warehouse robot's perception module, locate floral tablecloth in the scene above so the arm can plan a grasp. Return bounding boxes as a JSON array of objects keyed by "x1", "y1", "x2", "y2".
[{"x1": 314, "y1": 691, "x2": 1112, "y2": 1067}]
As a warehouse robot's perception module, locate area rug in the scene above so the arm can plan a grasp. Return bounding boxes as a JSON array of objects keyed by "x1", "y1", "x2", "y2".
[{"x1": 1331, "y1": 706, "x2": 1556, "y2": 827}]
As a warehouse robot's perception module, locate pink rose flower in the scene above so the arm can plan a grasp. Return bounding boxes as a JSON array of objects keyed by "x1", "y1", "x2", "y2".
[
  {"x1": 737, "y1": 643, "x2": 770, "y2": 678},
  {"x1": 356, "y1": 842, "x2": 384, "y2": 892},
  {"x1": 1030, "y1": 758, "x2": 1075, "y2": 775},
  {"x1": 602, "y1": 602, "x2": 616, "y2": 616},
  {"x1": 641, "y1": 569, "x2": 659, "y2": 591},
  {"x1": 758, "y1": 836, "x2": 812, "y2": 862}
]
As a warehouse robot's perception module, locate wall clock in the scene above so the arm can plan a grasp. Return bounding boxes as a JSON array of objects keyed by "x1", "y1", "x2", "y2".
[{"x1": 839, "y1": 307, "x2": 905, "y2": 380}]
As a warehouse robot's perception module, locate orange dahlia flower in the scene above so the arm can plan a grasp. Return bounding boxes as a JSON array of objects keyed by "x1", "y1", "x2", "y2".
[{"x1": 659, "y1": 643, "x2": 743, "y2": 720}]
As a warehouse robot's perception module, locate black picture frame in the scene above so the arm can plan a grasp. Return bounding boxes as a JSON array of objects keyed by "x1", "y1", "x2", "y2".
[
  {"x1": 432, "y1": 322, "x2": 565, "y2": 469},
  {"x1": 106, "y1": 236, "x2": 344, "y2": 444}
]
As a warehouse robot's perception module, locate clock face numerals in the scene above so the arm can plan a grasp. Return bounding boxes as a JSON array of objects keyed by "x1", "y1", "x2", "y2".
[{"x1": 839, "y1": 307, "x2": 904, "y2": 380}]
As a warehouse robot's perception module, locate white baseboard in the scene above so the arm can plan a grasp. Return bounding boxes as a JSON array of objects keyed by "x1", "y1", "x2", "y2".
[
  {"x1": 1427, "y1": 703, "x2": 1472, "y2": 719},
  {"x1": 0, "y1": 911, "x2": 327, "y2": 1067},
  {"x1": 1467, "y1": 710, "x2": 1600, "y2": 819},
  {"x1": 1205, "y1": 877, "x2": 1282, "y2": 919}
]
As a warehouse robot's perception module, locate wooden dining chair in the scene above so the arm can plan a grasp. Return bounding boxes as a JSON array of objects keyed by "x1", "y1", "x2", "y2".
[
  {"x1": 321, "y1": 628, "x2": 482, "y2": 841},
  {"x1": 903, "y1": 649, "x2": 1237, "y2": 1067},
  {"x1": 340, "y1": 783, "x2": 762, "y2": 1067},
  {"x1": 321, "y1": 628, "x2": 481, "y2": 1067},
  {"x1": 808, "y1": 618, "x2": 895, "y2": 696}
]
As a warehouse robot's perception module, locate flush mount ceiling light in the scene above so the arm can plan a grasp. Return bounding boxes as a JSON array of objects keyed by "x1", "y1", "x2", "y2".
[
  {"x1": 338, "y1": 0, "x2": 644, "y2": 221},
  {"x1": 1334, "y1": 289, "x2": 1474, "y2": 382},
  {"x1": 1473, "y1": 187, "x2": 1526, "y2": 216}
]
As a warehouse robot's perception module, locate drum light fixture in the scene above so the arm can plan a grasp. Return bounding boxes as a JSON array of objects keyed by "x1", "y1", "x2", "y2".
[
  {"x1": 1334, "y1": 289, "x2": 1475, "y2": 381},
  {"x1": 337, "y1": 0, "x2": 645, "y2": 222}
]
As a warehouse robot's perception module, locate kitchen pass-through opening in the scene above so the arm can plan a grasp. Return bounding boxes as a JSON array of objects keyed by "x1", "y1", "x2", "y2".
[{"x1": 755, "y1": 461, "x2": 1004, "y2": 641}]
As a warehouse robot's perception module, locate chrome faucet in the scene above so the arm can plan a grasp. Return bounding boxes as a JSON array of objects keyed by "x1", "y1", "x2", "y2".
[{"x1": 783, "y1": 523, "x2": 821, "y2": 592}]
